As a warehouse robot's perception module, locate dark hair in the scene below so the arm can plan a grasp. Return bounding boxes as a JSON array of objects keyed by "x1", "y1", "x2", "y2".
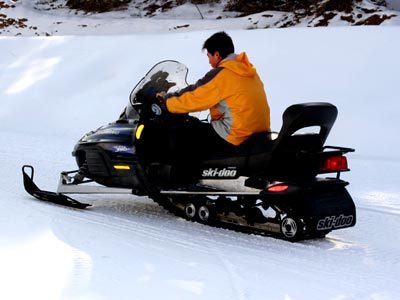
[{"x1": 202, "y1": 31, "x2": 235, "y2": 59}]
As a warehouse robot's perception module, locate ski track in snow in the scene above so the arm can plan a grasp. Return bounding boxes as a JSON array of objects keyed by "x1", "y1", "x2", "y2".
[
  {"x1": 3, "y1": 129, "x2": 400, "y2": 299},
  {"x1": 10, "y1": 184, "x2": 400, "y2": 299}
]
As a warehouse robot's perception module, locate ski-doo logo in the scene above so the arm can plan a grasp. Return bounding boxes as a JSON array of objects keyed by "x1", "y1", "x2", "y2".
[
  {"x1": 317, "y1": 215, "x2": 354, "y2": 231},
  {"x1": 112, "y1": 145, "x2": 135, "y2": 154},
  {"x1": 202, "y1": 167, "x2": 238, "y2": 178}
]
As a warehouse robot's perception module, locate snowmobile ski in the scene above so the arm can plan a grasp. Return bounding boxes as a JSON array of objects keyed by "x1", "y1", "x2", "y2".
[{"x1": 22, "y1": 165, "x2": 91, "y2": 209}]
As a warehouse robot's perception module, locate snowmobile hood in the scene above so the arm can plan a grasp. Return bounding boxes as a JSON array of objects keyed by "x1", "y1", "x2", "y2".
[
  {"x1": 218, "y1": 52, "x2": 257, "y2": 78},
  {"x1": 78, "y1": 122, "x2": 136, "y2": 145}
]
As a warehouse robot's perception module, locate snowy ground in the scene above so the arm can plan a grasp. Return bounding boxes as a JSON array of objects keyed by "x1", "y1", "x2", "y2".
[{"x1": 1, "y1": 11, "x2": 400, "y2": 300}]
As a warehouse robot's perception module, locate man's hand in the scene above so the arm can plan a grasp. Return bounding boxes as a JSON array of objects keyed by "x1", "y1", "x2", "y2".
[{"x1": 156, "y1": 91, "x2": 166, "y2": 98}]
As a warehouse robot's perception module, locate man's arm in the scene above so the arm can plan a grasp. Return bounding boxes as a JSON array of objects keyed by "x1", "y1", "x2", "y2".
[{"x1": 166, "y1": 67, "x2": 224, "y2": 114}]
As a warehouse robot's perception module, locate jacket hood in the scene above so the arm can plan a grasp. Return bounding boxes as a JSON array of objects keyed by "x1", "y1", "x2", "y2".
[{"x1": 219, "y1": 52, "x2": 256, "y2": 77}]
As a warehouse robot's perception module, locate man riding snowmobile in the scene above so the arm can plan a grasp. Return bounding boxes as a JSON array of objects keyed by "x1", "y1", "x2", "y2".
[
  {"x1": 22, "y1": 40, "x2": 356, "y2": 241},
  {"x1": 157, "y1": 31, "x2": 271, "y2": 159}
]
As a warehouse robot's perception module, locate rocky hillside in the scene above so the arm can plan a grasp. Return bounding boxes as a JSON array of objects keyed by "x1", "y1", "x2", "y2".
[
  {"x1": 0, "y1": 0, "x2": 399, "y2": 36},
  {"x1": 35, "y1": 1, "x2": 400, "y2": 25},
  {"x1": 62, "y1": 0, "x2": 397, "y2": 26}
]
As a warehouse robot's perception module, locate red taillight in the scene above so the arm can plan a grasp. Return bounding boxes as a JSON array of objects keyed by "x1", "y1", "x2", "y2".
[
  {"x1": 267, "y1": 184, "x2": 289, "y2": 192},
  {"x1": 321, "y1": 155, "x2": 348, "y2": 172}
]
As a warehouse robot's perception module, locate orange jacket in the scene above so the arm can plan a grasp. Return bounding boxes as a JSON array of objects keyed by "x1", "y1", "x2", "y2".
[{"x1": 166, "y1": 52, "x2": 270, "y2": 145}]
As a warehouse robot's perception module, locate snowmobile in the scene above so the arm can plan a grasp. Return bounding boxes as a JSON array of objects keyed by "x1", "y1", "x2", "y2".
[{"x1": 22, "y1": 60, "x2": 356, "y2": 241}]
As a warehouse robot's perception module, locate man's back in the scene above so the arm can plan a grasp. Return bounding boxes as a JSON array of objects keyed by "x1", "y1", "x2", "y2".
[{"x1": 211, "y1": 52, "x2": 270, "y2": 145}]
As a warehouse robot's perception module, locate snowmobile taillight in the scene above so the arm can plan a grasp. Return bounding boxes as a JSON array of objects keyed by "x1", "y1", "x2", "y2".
[
  {"x1": 321, "y1": 155, "x2": 348, "y2": 172},
  {"x1": 267, "y1": 184, "x2": 289, "y2": 193},
  {"x1": 113, "y1": 165, "x2": 131, "y2": 170}
]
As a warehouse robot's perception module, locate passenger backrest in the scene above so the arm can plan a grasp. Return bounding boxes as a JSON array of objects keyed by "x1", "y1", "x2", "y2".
[
  {"x1": 265, "y1": 102, "x2": 338, "y2": 181},
  {"x1": 273, "y1": 102, "x2": 337, "y2": 154}
]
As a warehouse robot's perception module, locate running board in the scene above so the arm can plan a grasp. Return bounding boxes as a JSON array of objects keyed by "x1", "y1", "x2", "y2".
[
  {"x1": 58, "y1": 171, "x2": 262, "y2": 196},
  {"x1": 160, "y1": 190, "x2": 261, "y2": 196}
]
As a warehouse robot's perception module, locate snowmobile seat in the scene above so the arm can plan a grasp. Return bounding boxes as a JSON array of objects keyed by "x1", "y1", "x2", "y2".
[
  {"x1": 194, "y1": 103, "x2": 338, "y2": 180},
  {"x1": 202, "y1": 131, "x2": 274, "y2": 169}
]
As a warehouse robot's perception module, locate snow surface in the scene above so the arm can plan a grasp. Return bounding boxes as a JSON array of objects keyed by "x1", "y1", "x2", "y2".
[
  {"x1": 387, "y1": 0, "x2": 400, "y2": 10},
  {"x1": 1, "y1": 16, "x2": 400, "y2": 300}
]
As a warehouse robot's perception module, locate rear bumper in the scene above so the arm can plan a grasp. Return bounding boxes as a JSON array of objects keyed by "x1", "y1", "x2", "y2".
[
  {"x1": 304, "y1": 184, "x2": 356, "y2": 232},
  {"x1": 262, "y1": 179, "x2": 356, "y2": 233}
]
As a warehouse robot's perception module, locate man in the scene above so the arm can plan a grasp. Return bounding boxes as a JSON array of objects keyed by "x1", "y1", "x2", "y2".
[{"x1": 159, "y1": 31, "x2": 270, "y2": 150}]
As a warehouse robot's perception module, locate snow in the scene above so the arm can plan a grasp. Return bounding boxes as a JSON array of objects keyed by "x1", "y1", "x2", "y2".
[
  {"x1": 1, "y1": 6, "x2": 400, "y2": 300},
  {"x1": 387, "y1": 0, "x2": 400, "y2": 10}
]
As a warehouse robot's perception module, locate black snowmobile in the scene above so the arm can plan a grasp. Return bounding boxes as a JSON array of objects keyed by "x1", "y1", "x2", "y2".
[{"x1": 22, "y1": 60, "x2": 356, "y2": 241}]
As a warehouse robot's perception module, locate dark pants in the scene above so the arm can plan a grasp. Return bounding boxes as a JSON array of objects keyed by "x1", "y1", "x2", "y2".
[
  {"x1": 139, "y1": 118, "x2": 237, "y2": 164},
  {"x1": 188, "y1": 121, "x2": 238, "y2": 160}
]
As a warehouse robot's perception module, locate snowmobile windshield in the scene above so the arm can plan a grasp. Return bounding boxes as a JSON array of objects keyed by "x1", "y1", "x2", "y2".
[{"x1": 122, "y1": 60, "x2": 189, "y2": 119}]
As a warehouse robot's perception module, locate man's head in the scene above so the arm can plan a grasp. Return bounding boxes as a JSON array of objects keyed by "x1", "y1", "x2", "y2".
[{"x1": 203, "y1": 31, "x2": 235, "y2": 68}]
